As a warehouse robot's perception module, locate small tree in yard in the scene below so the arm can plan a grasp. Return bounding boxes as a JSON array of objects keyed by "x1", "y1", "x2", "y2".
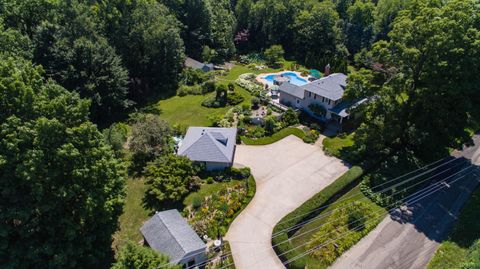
[
  {"x1": 144, "y1": 154, "x2": 200, "y2": 209},
  {"x1": 264, "y1": 45, "x2": 285, "y2": 66},
  {"x1": 251, "y1": 97, "x2": 260, "y2": 109},
  {"x1": 264, "y1": 116, "x2": 277, "y2": 135},
  {"x1": 348, "y1": 208, "x2": 366, "y2": 231},
  {"x1": 129, "y1": 114, "x2": 172, "y2": 171},
  {"x1": 282, "y1": 108, "x2": 299, "y2": 126},
  {"x1": 112, "y1": 241, "x2": 180, "y2": 269}
]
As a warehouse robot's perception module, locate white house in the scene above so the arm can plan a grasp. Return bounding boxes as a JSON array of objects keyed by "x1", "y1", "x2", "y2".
[
  {"x1": 278, "y1": 73, "x2": 363, "y2": 124},
  {"x1": 177, "y1": 127, "x2": 237, "y2": 171},
  {"x1": 140, "y1": 210, "x2": 207, "y2": 268}
]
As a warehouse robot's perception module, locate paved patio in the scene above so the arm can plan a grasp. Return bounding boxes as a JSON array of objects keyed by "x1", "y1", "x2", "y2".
[{"x1": 225, "y1": 135, "x2": 349, "y2": 269}]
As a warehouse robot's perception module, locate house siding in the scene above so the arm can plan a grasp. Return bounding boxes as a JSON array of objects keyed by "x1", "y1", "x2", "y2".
[
  {"x1": 279, "y1": 92, "x2": 302, "y2": 109},
  {"x1": 205, "y1": 161, "x2": 231, "y2": 171},
  {"x1": 178, "y1": 249, "x2": 207, "y2": 268}
]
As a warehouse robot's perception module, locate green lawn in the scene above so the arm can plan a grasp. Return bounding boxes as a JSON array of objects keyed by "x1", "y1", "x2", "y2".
[
  {"x1": 113, "y1": 178, "x2": 152, "y2": 251},
  {"x1": 322, "y1": 133, "x2": 355, "y2": 158},
  {"x1": 426, "y1": 184, "x2": 480, "y2": 269},
  {"x1": 240, "y1": 127, "x2": 306, "y2": 145}
]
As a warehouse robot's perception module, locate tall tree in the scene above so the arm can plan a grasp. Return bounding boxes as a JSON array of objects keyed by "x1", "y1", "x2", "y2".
[
  {"x1": 0, "y1": 22, "x2": 33, "y2": 59},
  {"x1": 345, "y1": 0, "x2": 375, "y2": 55},
  {"x1": 115, "y1": 1, "x2": 185, "y2": 99},
  {"x1": 0, "y1": 55, "x2": 125, "y2": 268},
  {"x1": 292, "y1": 1, "x2": 347, "y2": 70},
  {"x1": 352, "y1": 0, "x2": 480, "y2": 159},
  {"x1": 374, "y1": 0, "x2": 409, "y2": 40},
  {"x1": 33, "y1": 1, "x2": 131, "y2": 124}
]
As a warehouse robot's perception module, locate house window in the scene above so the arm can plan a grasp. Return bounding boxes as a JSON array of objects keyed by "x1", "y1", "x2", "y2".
[
  {"x1": 322, "y1": 97, "x2": 325, "y2": 102},
  {"x1": 296, "y1": 99, "x2": 300, "y2": 104},
  {"x1": 309, "y1": 92, "x2": 312, "y2": 98},
  {"x1": 328, "y1": 99, "x2": 331, "y2": 105},
  {"x1": 314, "y1": 94, "x2": 316, "y2": 99}
]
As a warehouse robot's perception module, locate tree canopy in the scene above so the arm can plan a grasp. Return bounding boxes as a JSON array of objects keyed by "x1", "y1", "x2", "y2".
[
  {"x1": 112, "y1": 241, "x2": 180, "y2": 269},
  {"x1": 0, "y1": 55, "x2": 125, "y2": 268}
]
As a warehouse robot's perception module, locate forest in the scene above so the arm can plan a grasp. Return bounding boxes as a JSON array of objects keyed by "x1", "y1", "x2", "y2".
[{"x1": 1, "y1": 0, "x2": 479, "y2": 268}]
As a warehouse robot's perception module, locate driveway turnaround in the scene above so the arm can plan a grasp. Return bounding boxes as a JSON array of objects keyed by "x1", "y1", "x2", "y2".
[
  {"x1": 329, "y1": 136, "x2": 480, "y2": 269},
  {"x1": 225, "y1": 135, "x2": 349, "y2": 269}
]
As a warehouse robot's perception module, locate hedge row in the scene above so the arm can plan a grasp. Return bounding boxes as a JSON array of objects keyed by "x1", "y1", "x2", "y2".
[
  {"x1": 240, "y1": 127, "x2": 305, "y2": 145},
  {"x1": 271, "y1": 166, "x2": 364, "y2": 268}
]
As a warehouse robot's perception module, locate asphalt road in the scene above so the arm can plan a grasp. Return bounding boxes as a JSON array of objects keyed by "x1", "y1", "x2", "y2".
[{"x1": 329, "y1": 135, "x2": 480, "y2": 269}]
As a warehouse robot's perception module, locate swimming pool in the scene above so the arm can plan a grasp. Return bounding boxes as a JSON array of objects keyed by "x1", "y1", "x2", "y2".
[{"x1": 263, "y1": 72, "x2": 308, "y2": 86}]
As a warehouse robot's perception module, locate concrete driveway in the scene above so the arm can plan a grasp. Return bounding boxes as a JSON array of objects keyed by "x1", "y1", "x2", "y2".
[{"x1": 225, "y1": 135, "x2": 349, "y2": 269}]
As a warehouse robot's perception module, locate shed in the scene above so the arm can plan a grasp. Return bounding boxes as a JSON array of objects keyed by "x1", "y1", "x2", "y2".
[{"x1": 140, "y1": 209, "x2": 207, "y2": 268}]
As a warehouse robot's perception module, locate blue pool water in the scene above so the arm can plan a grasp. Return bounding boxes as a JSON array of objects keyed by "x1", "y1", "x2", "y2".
[{"x1": 263, "y1": 72, "x2": 308, "y2": 86}]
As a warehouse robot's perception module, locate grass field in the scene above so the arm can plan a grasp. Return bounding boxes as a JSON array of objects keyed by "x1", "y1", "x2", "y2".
[
  {"x1": 322, "y1": 133, "x2": 354, "y2": 156},
  {"x1": 112, "y1": 178, "x2": 151, "y2": 251},
  {"x1": 290, "y1": 185, "x2": 386, "y2": 269},
  {"x1": 240, "y1": 127, "x2": 306, "y2": 145},
  {"x1": 426, "y1": 185, "x2": 480, "y2": 269},
  {"x1": 183, "y1": 180, "x2": 244, "y2": 206}
]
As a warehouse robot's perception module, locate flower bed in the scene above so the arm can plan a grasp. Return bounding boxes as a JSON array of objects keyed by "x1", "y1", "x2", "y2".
[{"x1": 183, "y1": 175, "x2": 256, "y2": 239}]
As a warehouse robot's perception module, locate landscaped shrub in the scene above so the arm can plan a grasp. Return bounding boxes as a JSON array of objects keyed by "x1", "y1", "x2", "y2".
[
  {"x1": 302, "y1": 129, "x2": 320, "y2": 144},
  {"x1": 348, "y1": 208, "x2": 366, "y2": 230},
  {"x1": 228, "y1": 82, "x2": 235, "y2": 91},
  {"x1": 202, "y1": 80, "x2": 216, "y2": 94},
  {"x1": 246, "y1": 125, "x2": 265, "y2": 138},
  {"x1": 235, "y1": 74, "x2": 263, "y2": 94},
  {"x1": 227, "y1": 92, "x2": 244, "y2": 105},
  {"x1": 272, "y1": 166, "x2": 364, "y2": 269},
  {"x1": 251, "y1": 97, "x2": 260, "y2": 109},
  {"x1": 282, "y1": 108, "x2": 299, "y2": 126},
  {"x1": 190, "y1": 194, "x2": 203, "y2": 209},
  {"x1": 181, "y1": 67, "x2": 209, "y2": 86},
  {"x1": 177, "y1": 84, "x2": 203, "y2": 96},
  {"x1": 241, "y1": 127, "x2": 306, "y2": 145}
]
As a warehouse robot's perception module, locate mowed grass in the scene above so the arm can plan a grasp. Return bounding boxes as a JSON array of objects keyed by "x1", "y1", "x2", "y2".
[
  {"x1": 112, "y1": 178, "x2": 152, "y2": 251},
  {"x1": 426, "y1": 184, "x2": 480, "y2": 269},
  {"x1": 240, "y1": 127, "x2": 306, "y2": 145},
  {"x1": 322, "y1": 133, "x2": 355, "y2": 157},
  {"x1": 290, "y1": 185, "x2": 386, "y2": 269}
]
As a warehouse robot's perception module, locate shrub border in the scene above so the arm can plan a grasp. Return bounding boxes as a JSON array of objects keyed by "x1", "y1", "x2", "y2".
[
  {"x1": 271, "y1": 166, "x2": 364, "y2": 268},
  {"x1": 240, "y1": 127, "x2": 305, "y2": 145}
]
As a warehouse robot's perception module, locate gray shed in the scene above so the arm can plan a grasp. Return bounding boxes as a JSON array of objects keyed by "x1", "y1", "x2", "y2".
[{"x1": 140, "y1": 210, "x2": 207, "y2": 268}]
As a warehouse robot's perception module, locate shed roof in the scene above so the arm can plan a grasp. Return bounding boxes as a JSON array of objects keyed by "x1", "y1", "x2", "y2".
[
  {"x1": 185, "y1": 57, "x2": 210, "y2": 70},
  {"x1": 140, "y1": 210, "x2": 206, "y2": 264},
  {"x1": 177, "y1": 127, "x2": 237, "y2": 163}
]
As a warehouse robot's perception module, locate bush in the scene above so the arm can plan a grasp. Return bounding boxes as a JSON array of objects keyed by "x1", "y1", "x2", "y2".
[
  {"x1": 206, "y1": 177, "x2": 214, "y2": 184},
  {"x1": 202, "y1": 80, "x2": 216, "y2": 94},
  {"x1": 251, "y1": 97, "x2": 260, "y2": 109},
  {"x1": 228, "y1": 82, "x2": 235, "y2": 91},
  {"x1": 348, "y1": 209, "x2": 366, "y2": 230},
  {"x1": 241, "y1": 127, "x2": 306, "y2": 145},
  {"x1": 202, "y1": 95, "x2": 221, "y2": 108},
  {"x1": 308, "y1": 103, "x2": 327, "y2": 117},
  {"x1": 282, "y1": 108, "x2": 299, "y2": 126},
  {"x1": 227, "y1": 92, "x2": 245, "y2": 105},
  {"x1": 247, "y1": 125, "x2": 265, "y2": 138},
  {"x1": 177, "y1": 84, "x2": 203, "y2": 96},
  {"x1": 264, "y1": 44, "x2": 284, "y2": 66},
  {"x1": 190, "y1": 194, "x2": 203, "y2": 209},
  {"x1": 303, "y1": 129, "x2": 319, "y2": 144},
  {"x1": 181, "y1": 67, "x2": 208, "y2": 86},
  {"x1": 272, "y1": 166, "x2": 364, "y2": 269}
]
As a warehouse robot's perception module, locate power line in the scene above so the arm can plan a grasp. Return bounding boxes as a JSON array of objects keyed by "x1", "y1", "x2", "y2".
[
  {"x1": 272, "y1": 158, "x2": 466, "y2": 237},
  {"x1": 281, "y1": 169, "x2": 476, "y2": 267},
  {"x1": 160, "y1": 158, "x2": 468, "y2": 269},
  {"x1": 276, "y1": 157, "x2": 455, "y2": 226}
]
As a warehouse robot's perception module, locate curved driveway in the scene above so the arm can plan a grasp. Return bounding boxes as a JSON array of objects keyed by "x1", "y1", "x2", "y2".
[{"x1": 225, "y1": 135, "x2": 349, "y2": 269}]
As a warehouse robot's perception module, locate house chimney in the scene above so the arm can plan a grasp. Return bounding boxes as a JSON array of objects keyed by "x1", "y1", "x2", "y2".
[{"x1": 324, "y1": 64, "x2": 331, "y2": 76}]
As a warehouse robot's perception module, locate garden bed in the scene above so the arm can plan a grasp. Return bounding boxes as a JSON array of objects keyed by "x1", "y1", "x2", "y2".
[
  {"x1": 272, "y1": 166, "x2": 366, "y2": 269},
  {"x1": 183, "y1": 174, "x2": 256, "y2": 239}
]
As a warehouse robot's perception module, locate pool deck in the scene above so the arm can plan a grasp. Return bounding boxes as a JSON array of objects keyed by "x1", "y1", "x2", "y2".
[{"x1": 255, "y1": 70, "x2": 309, "y2": 86}]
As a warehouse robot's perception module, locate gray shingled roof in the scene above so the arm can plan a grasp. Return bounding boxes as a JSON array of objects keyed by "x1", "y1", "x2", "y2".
[
  {"x1": 177, "y1": 127, "x2": 237, "y2": 163},
  {"x1": 301, "y1": 73, "x2": 347, "y2": 101},
  {"x1": 140, "y1": 210, "x2": 206, "y2": 264},
  {"x1": 184, "y1": 57, "x2": 206, "y2": 69},
  {"x1": 278, "y1": 82, "x2": 305, "y2": 99},
  {"x1": 329, "y1": 98, "x2": 368, "y2": 117}
]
